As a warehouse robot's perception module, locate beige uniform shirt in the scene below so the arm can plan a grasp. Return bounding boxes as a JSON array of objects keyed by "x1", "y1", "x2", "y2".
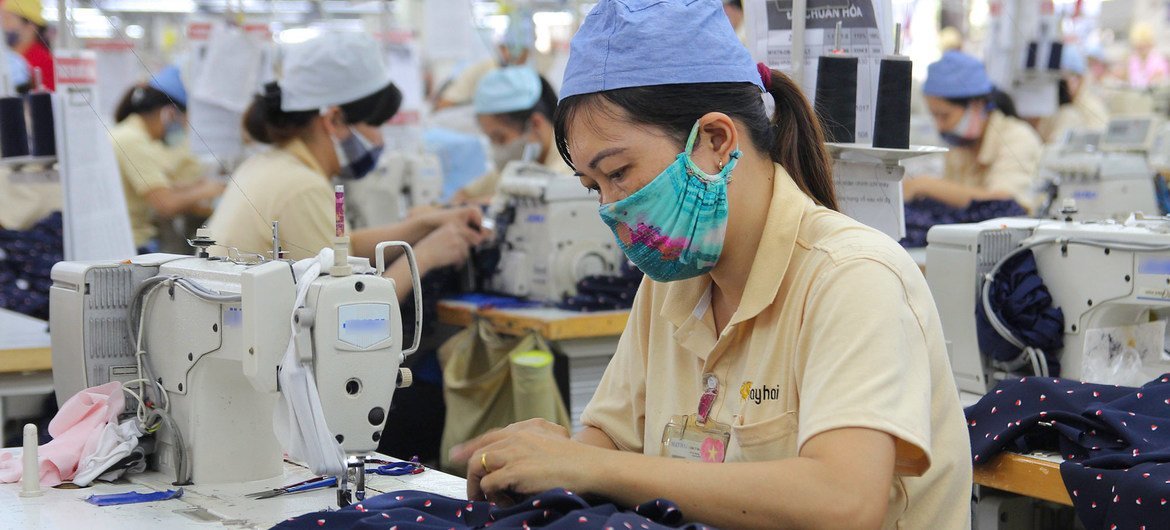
[
  {"x1": 111, "y1": 114, "x2": 203, "y2": 247},
  {"x1": 1037, "y1": 91, "x2": 1110, "y2": 144},
  {"x1": 582, "y1": 165, "x2": 973, "y2": 529},
  {"x1": 943, "y1": 110, "x2": 1043, "y2": 212},
  {"x1": 0, "y1": 167, "x2": 61, "y2": 230},
  {"x1": 460, "y1": 133, "x2": 574, "y2": 200},
  {"x1": 206, "y1": 139, "x2": 341, "y2": 261}
]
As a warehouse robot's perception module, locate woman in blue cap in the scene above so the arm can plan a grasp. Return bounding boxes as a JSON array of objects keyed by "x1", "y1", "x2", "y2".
[
  {"x1": 1037, "y1": 46, "x2": 1110, "y2": 144},
  {"x1": 110, "y1": 66, "x2": 226, "y2": 253},
  {"x1": 451, "y1": 66, "x2": 570, "y2": 203},
  {"x1": 904, "y1": 51, "x2": 1043, "y2": 212},
  {"x1": 450, "y1": 1, "x2": 972, "y2": 528}
]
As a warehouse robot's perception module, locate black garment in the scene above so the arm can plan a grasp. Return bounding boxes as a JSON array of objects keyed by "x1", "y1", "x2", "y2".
[
  {"x1": 0, "y1": 211, "x2": 62, "y2": 320},
  {"x1": 900, "y1": 198, "x2": 1027, "y2": 248},
  {"x1": 967, "y1": 374, "x2": 1170, "y2": 529}
]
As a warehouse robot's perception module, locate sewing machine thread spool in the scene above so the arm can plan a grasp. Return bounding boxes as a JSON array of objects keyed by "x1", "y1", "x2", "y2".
[
  {"x1": 814, "y1": 55, "x2": 858, "y2": 143},
  {"x1": 0, "y1": 96, "x2": 30, "y2": 158},
  {"x1": 20, "y1": 423, "x2": 42, "y2": 497},
  {"x1": 873, "y1": 25, "x2": 912, "y2": 150},
  {"x1": 27, "y1": 93, "x2": 55, "y2": 156}
]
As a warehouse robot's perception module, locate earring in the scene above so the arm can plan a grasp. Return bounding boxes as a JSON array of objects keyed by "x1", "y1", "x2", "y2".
[{"x1": 717, "y1": 159, "x2": 725, "y2": 171}]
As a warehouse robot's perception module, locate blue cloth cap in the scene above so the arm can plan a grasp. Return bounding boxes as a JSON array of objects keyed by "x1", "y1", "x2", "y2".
[
  {"x1": 474, "y1": 66, "x2": 542, "y2": 114},
  {"x1": 560, "y1": 0, "x2": 763, "y2": 101},
  {"x1": 1061, "y1": 46, "x2": 1086, "y2": 75},
  {"x1": 149, "y1": 65, "x2": 187, "y2": 108},
  {"x1": 923, "y1": 51, "x2": 994, "y2": 99}
]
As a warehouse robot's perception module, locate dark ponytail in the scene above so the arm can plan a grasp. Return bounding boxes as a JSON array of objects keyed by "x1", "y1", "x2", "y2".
[
  {"x1": 114, "y1": 85, "x2": 176, "y2": 123},
  {"x1": 763, "y1": 69, "x2": 836, "y2": 210},
  {"x1": 242, "y1": 82, "x2": 317, "y2": 145},
  {"x1": 553, "y1": 70, "x2": 838, "y2": 211}
]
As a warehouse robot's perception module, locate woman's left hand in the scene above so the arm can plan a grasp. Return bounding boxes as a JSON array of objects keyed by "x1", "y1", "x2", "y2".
[{"x1": 464, "y1": 426, "x2": 602, "y2": 506}]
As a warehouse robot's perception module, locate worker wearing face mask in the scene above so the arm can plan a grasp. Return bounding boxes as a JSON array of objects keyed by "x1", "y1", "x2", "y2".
[
  {"x1": 1036, "y1": 46, "x2": 1110, "y2": 144},
  {"x1": 2, "y1": 0, "x2": 52, "y2": 91},
  {"x1": 207, "y1": 31, "x2": 488, "y2": 302},
  {"x1": 450, "y1": 66, "x2": 570, "y2": 204},
  {"x1": 110, "y1": 66, "x2": 225, "y2": 254},
  {"x1": 903, "y1": 51, "x2": 1043, "y2": 212}
]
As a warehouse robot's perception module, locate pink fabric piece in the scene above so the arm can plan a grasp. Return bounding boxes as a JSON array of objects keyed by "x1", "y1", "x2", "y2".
[{"x1": 0, "y1": 381, "x2": 124, "y2": 487}]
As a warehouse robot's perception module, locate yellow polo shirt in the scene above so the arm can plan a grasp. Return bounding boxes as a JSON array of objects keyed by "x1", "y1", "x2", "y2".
[
  {"x1": 943, "y1": 110, "x2": 1043, "y2": 212},
  {"x1": 1037, "y1": 91, "x2": 1110, "y2": 144},
  {"x1": 582, "y1": 164, "x2": 972, "y2": 529},
  {"x1": 206, "y1": 139, "x2": 342, "y2": 261},
  {"x1": 111, "y1": 114, "x2": 203, "y2": 247}
]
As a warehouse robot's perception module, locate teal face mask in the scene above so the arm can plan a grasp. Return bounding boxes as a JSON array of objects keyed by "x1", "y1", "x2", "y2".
[{"x1": 598, "y1": 121, "x2": 739, "y2": 282}]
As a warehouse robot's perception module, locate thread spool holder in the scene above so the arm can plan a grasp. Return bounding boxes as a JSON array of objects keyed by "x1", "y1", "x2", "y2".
[
  {"x1": 826, "y1": 143, "x2": 948, "y2": 182},
  {"x1": 0, "y1": 156, "x2": 59, "y2": 185}
]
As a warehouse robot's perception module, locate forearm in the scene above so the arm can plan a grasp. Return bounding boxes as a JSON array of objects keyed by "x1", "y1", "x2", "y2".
[
  {"x1": 583, "y1": 452, "x2": 884, "y2": 530},
  {"x1": 382, "y1": 255, "x2": 421, "y2": 303},
  {"x1": 351, "y1": 218, "x2": 433, "y2": 260},
  {"x1": 572, "y1": 426, "x2": 619, "y2": 450},
  {"x1": 148, "y1": 186, "x2": 214, "y2": 218}
]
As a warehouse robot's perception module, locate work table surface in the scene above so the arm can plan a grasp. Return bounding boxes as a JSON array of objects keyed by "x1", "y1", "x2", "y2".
[{"x1": 0, "y1": 453, "x2": 466, "y2": 530}]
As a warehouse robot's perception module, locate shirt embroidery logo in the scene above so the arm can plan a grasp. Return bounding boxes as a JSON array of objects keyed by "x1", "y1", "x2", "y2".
[{"x1": 742, "y1": 381, "x2": 781, "y2": 405}]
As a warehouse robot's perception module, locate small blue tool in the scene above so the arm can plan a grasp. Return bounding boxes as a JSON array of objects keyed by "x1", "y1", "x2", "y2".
[
  {"x1": 85, "y1": 488, "x2": 184, "y2": 506},
  {"x1": 365, "y1": 456, "x2": 424, "y2": 476}
]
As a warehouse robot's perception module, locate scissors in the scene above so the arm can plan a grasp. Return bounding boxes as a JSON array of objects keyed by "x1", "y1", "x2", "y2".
[
  {"x1": 245, "y1": 476, "x2": 338, "y2": 499},
  {"x1": 365, "y1": 456, "x2": 425, "y2": 476}
]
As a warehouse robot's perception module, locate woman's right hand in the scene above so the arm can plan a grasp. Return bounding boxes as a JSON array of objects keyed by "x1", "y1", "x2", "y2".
[{"x1": 412, "y1": 221, "x2": 487, "y2": 272}]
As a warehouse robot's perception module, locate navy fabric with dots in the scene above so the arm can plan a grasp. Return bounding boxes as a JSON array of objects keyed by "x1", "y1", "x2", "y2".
[
  {"x1": 0, "y1": 212, "x2": 62, "y2": 320},
  {"x1": 967, "y1": 374, "x2": 1170, "y2": 529},
  {"x1": 900, "y1": 198, "x2": 1027, "y2": 248},
  {"x1": 271, "y1": 489, "x2": 717, "y2": 530}
]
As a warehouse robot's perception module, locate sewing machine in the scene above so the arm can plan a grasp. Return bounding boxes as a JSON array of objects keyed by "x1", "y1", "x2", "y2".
[
  {"x1": 49, "y1": 229, "x2": 420, "y2": 503},
  {"x1": 481, "y1": 161, "x2": 623, "y2": 303},
  {"x1": 927, "y1": 214, "x2": 1170, "y2": 400},
  {"x1": 1038, "y1": 117, "x2": 1162, "y2": 221},
  {"x1": 345, "y1": 150, "x2": 444, "y2": 228}
]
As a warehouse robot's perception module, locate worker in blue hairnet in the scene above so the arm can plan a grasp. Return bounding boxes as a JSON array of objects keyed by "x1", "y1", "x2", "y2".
[
  {"x1": 110, "y1": 65, "x2": 225, "y2": 253},
  {"x1": 904, "y1": 51, "x2": 1043, "y2": 212},
  {"x1": 451, "y1": 66, "x2": 570, "y2": 203},
  {"x1": 1036, "y1": 46, "x2": 1110, "y2": 144}
]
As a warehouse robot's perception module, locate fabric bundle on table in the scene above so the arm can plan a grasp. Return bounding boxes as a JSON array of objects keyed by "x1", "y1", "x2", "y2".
[
  {"x1": 0, "y1": 381, "x2": 143, "y2": 487},
  {"x1": 966, "y1": 374, "x2": 1170, "y2": 529},
  {"x1": 271, "y1": 488, "x2": 717, "y2": 530},
  {"x1": 900, "y1": 198, "x2": 1027, "y2": 248},
  {"x1": 0, "y1": 211, "x2": 63, "y2": 320}
]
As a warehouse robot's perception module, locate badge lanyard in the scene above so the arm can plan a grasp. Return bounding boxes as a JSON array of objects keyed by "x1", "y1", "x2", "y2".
[{"x1": 660, "y1": 373, "x2": 732, "y2": 463}]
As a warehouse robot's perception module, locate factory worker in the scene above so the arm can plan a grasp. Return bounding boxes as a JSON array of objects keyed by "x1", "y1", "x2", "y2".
[
  {"x1": 111, "y1": 69, "x2": 225, "y2": 253},
  {"x1": 451, "y1": 2, "x2": 971, "y2": 528},
  {"x1": 207, "y1": 31, "x2": 488, "y2": 302},
  {"x1": 451, "y1": 66, "x2": 570, "y2": 203},
  {"x1": 904, "y1": 51, "x2": 1043, "y2": 211},
  {"x1": 1037, "y1": 46, "x2": 1110, "y2": 144},
  {"x1": 1127, "y1": 23, "x2": 1168, "y2": 89},
  {"x1": 1, "y1": 0, "x2": 53, "y2": 91}
]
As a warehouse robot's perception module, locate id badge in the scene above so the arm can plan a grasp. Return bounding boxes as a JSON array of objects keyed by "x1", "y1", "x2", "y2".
[{"x1": 660, "y1": 414, "x2": 732, "y2": 463}]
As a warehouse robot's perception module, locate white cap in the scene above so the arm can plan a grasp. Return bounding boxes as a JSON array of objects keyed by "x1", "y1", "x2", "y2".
[{"x1": 279, "y1": 31, "x2": 392, "y2": 112}]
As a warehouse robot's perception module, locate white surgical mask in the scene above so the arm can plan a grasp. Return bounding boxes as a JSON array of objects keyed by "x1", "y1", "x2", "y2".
[{"x1": 491, "y1": 128, "x2": 542, "y2": 171}]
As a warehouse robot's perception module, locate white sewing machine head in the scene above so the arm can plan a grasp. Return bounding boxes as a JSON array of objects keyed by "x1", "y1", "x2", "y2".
[
  {"x1": 928, "y1": 215, "x2": 1170, "y2": 401},
  {"x1": 49, "y1": 240, "x2": 420, "y2": 488},
  {"x1": 1039, "y1": 117, "x2": 1162, "y2": 221},
  {"x1": 345, "y1": 150, "x2": 444, "y2": 229},
  {"x1": 482, "y1": 160, "x2": 623, "y2": 302}
]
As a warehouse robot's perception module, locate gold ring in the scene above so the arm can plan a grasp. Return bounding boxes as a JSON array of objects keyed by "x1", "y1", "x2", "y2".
[{"x1": 481, "y1": 452, "x2": 490, "y2": 473}]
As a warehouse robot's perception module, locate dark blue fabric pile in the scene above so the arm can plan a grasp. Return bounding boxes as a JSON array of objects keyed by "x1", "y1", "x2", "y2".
[
  {"x1": 271, "y1": 489, "x2": 717, "y2": 530},
  {"x1": 0, "y1": 212, "x2": 62, "y2": 320},
  {"x1": 558, "y1": 263, "x2": 643, "y2": 312},
  {"x1": 967, "y1": 375, "x2": 1170, "y2": 529},
  {"x1": 974, "y1": 250, "x2": 1065, "y2": 373},
  {"x1": 900, "y1": 198, "x2": 1027, "y2": 248}
]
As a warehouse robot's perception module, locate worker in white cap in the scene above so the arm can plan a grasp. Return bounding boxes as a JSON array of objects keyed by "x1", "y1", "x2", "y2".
[
  {"x1": 206, "y1": 30, "x2": 488, "y2": 301},
  {"x1": 451, "y1": 66, "x2": 570, "y2": 203},
  {"x1": 1036, "y1": 46, "x2": 1110, "y2": 144}
]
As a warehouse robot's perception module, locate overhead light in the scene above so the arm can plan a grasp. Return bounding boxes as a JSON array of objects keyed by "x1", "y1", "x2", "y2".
[{"x1": 125, "y1": 24, "x2": 145, "y2": 39}]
